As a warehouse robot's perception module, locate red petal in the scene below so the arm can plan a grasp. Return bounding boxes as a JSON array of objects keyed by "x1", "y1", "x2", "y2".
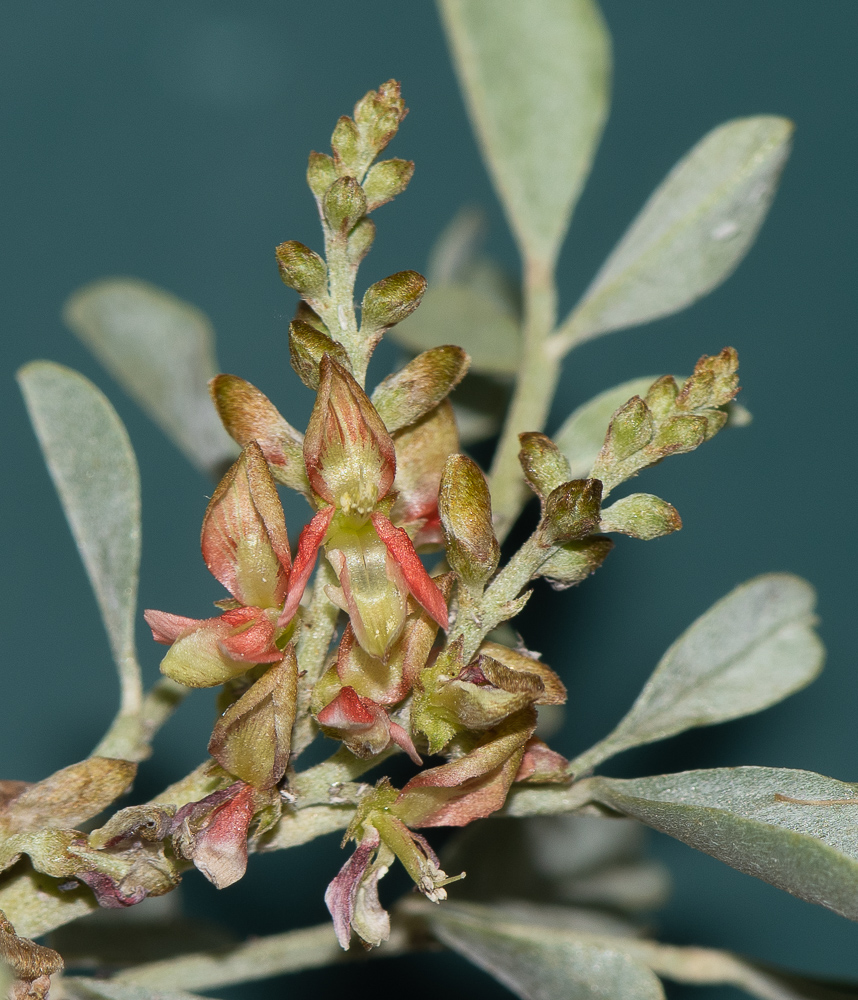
[
  {"x1": 324, "y1": 828, "x2": 381, "y2": 950},
  {"x1": 143, "y1": 609, "x2": 202, "y2": 645},
  {"x1": 317, "y1": 686, "x2": 376, "y2": 729},
  {"x1": 278, "y1": 506, "x2": 334, "y2": 627},
  {"x1": 218, "y1": 607, "x2": 282, "y2": 663},
  {"x1": 515, "y1": 737, "x2": 570, "y2": 783},
  {"x1": 370, "y1": 513, "x2": 448, "y2": 629},
  {"x1": 178, "y1": 782, "x2": 256, "y2": 889},
  {"x1": 389, "y1": 721, "x2": 422, "y2": 766}
]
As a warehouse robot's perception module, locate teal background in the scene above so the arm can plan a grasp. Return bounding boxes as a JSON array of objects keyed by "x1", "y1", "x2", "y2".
[{"x1": 2, "y1": 3, "x2": 857, "y2": 997}]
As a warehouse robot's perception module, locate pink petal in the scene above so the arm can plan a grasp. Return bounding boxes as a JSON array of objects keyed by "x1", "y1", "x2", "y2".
[
  {"x1": 143, "y1": 609, "x2": 202, "y2": 645},
  {"x1": 371, "y1": 513, "x2": 448, "y2": 629},
  {"x1": 324, "y1": 828, "x2": 381, "y2": 950},
  {"x1": 277, "y1": 506, "x2": 334, "y2": 627},
  {"x1": 317, "y1": 686, "x2": 376, "y2": 729}
]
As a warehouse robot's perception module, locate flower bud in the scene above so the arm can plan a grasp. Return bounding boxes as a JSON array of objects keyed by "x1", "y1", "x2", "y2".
[
  {"x1": 210, "y1": 375, "x2": 309, "y2": 495},
  {"x1": 644, "y1": 374, "x2": 679, "y2": 419},
  {"x1": 353, "y1": 80, "x2": 407, "y2": 159},
  {"x1": 363, "y1": 158, "x2": 414, "y2": 212},
  {"x1": 438, "y1": 454, "x2": 499, "y2": 589},
  {"x1": 289, "y1": 320, "x2": 352, "y2": 390},
  {"x1": 518, "y1": 432, "x2": 572, "y2": 501},
  {"x1": 274, "y1": 241, "x2": 327, "y2": 297},
  {"x1": 331, "y1": 115, "x2": 361, "y2": 175},
  {"x1": 323, "y1": 176, "x2": 367, "y2": 234},
  {"x1": 371, "y1": 345, "x2": 469, "y2": 433},
  {"x1": 648, "y1": 414, "x2": 707, "y2": 455},
  {"x1": 361, "y1": 270, "x2": 427, "y2": 337},
  {"x1": 538, "y1": 536, "x2": 613, "y2": 591},
  {"x1": 347, "y1": 217, "x2": 377, "y2": 266},
  {"x1": 208, "y1": 652, "x2": 298, "y2": 789},
  {"x1": 307, "y1": 151, "x2": 338, "y2": 201},
  {"x1": 539, "y1": 478, "x2": 603, "y2": 546},
  {"x1": 599, "y1": 493, "x2": 682, "y2": 540}
]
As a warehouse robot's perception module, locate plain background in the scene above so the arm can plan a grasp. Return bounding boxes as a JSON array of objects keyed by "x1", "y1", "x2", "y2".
[{"x1": 1, "y1": 3, "x2": 857, "y2": 998}]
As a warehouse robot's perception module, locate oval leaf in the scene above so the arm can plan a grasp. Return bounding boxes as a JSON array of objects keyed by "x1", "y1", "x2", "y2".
[
  {"x1": 18, "y1": 362, "x2": 143, "y2": 715},
  {"x1": 571, "y1": 575, "x2": 823, "y2": 775},
  {"x1": 391, "y1": 284, "x2": 520, "y2": 374},
  {"x1": 439, "y1": 0, "x2": 611, "y2": 267},
  {"x1": 421, "y1": 900, "x2": 665, "y2": 1000},
  {"x1": 592, "y1": 767, "x2": 858, "y2": 922},
  {"x1": 554, "y1": 377, "x2": 660, "y2": 478},
  {"x1": 564, "y1": 116, "x2": 793, "y2": 345},
  {"x1": 64, "y1": 279, "x2": 239, "y2": 476}
]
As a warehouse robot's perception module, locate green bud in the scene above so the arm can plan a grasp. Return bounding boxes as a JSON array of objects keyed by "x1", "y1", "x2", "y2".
[
  {"x1": 363, "y1": 158, "x2": 415, "y2": 212},
  {"x1": 208, "y1": 656, "x2": 298, "y2": 790},
  {"x1": 372, "y1": 345, "x2": 469, "y2": 433},
  {"x1": 518, "y1": 432, "x2": 572, "y2": 500},
  {"x1": 331, "y1": 115, "x2": 361, "y2": 175},
  {"x1": 346, "y1": 217, "x2": 376, "y2": 267},
  {"x1": 294, "y1": 299, "x2": 330, "y2": 335},
  {"x1": 289, "y1": 320, "x2": 352, "y2": 390},
  {"x1": 599, "y1": 493, "x2": 683, "y2": 540},
  {"x1": 361, "y1": 270, "x2": 427, "y2": 335},
  {"x1": 323, "y1": 176, "x2": 367, "y2": 234},
  {"x1": 438, "y1": 454, "x2": 499, "y2": 589},
  {"x1": 648, "y1": 414, "x2": 707, "y2": 456},
  {"x1": 307, "y1": 151, "x2": 338, "y2": 201},
  {"x1": 538, "y1": 536, "x2": 613, "y2": 590},
  {"x1": 353, "y1": 80, "x2": 407, "y2": 159},
  {"x1": 540, "y1": 479, "x2": 603, "y2": 546},
  {"x1": 275, "y1": 241, "x2": 327, "y2": 297},
  {"x1": 677, "y1": 347, "x2": 739, "y2": 410},
  {"x1": 605, "y1": 396, "x2": 654, "y2": 461},
  {"x1": 644, "y1": 375, "x2": 679, "y2": 420}
]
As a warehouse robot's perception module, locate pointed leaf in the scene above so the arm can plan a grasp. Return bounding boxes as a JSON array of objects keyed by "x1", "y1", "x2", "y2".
[
  {"x1": 63, "y1": 279, "x2": 238, "y2": 475},
  {"x1": 390, "y1": 284, "x2": 520, "y2": 375},
  {"x1": 422, "y1": 900, "x2": 665, "y2": 1000},
  {"x1": 572, "y1": 575, "x2": 823, "y2": 775},
  {"x1": 592, "y1": 767, "x2": 858, "y2": 922},
  {"x1": 553, "y1": 377, "x2": 661, "y2": 478},
  {"x1": 439, "y1": 0, "x2": 610, "y2": 268},
  {"x1": 564, "y1": 117, "x2": 793, "y2": 345},
  {"x1": 18, "y1": 362, "x2": 143, "y2": 716}
]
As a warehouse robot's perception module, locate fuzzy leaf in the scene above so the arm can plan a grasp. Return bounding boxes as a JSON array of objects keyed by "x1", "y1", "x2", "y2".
[
  {"x1": 591, "y1": 767, "x2": 858, "y2": 922},
  {"x1": 572, "y1": 575, "x2": 823, "y2": 775},
  {"x1": 421, "y1": 900, "x2": 665, "y2": 1000},
  {"x1": 390, "y1": 284, "x2": 520, "y2": 375},
  {"x1": 63, "y1": 279, "x2": 238, "y2": 475},
  {"x1": 0, "y1": 759, "x2": 136, "y2": 835},
  {"x1": 18, "y1": 363, "x2": 143, "y2": 719},
  {"x1": 63, "y1": 980, "x2": 216, "y2": 1000},
  {"x1": 0, "y1": 871, "x2": 97, "y2": 940},
  {"x1": 554, "y1": 377, "x2": 661, "y2": 478},
  {"x1": 564, "y1": 117, "x2": 793, "y2": 345},
  {"x1": 439, "y1": 0, "x2": 610, "y2": 268}
]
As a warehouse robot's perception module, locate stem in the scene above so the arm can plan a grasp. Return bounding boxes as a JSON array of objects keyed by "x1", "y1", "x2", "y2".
[
  {"x1": 488, "y1": 257, "x2": 560, "y2": 544},
  {"x1": 91, "y1": 678, "x2": 188, "y2": 763}
]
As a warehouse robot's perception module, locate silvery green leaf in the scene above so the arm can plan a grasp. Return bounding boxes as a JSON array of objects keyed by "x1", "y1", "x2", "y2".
[
  {"x1": 592, "y1": 767, "x2": 858, "y2": 922},
  {"x1": 561, "y1": 116, "x2": 793, "y2": 346},
  {"x1": 63, "y1": 981, "x2": 215, "y2": 1000},
  {"x1": 18, "y1": 362, "x2": 143, "y2": 724},
  {"x1": 438, "y1": 0, "x2": 610, "y2": 267},
  {"x1": 571, "y1": 575, "x2": 823, "y2": 775},
  {"x1": 0, "y1": 870, "x2": 98, "y2": 939},
  {"x1": 391, "y1": 284, "x2": 520, "y2": 374},
  {"x1": 416, "y1": 900, "x2": 665, "y2": 1000},
  {"x1": 64, "y1": 278, "x2": 238, "y2": 476},
  {"x1": 554, "y1": 376, "x2": 660, "y2": 477}
]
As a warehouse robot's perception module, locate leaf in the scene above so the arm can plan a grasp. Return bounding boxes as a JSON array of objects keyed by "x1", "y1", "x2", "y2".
[
  {"x1": 63, "y1": 980, "x2": 216, "y2": 1000},
  {"x1": 554, "y1": 377, "x2": 661, "y2": 478},
  {"x1": 591, "y1": 767, "x2": 858, "y2": 922},
  {"x1": 63, "y1": 279, "x2": 239, "y2": 476},
  {"x1": 0, "y1": 758, "x2": 136, "y2": 834},
  {"x1": 390, "y1": 284, "x2": 520, "y2": 375},
  {"x1": 17, "y1": 362, "x2": 144, "y2": 726},
  {"x1": 439, "y1": 0, "x2": 610, "y2": 268},
  {"x1": 562, "y1": 117, "x2": 793, "y2": 346},
  {"x1": 0, "y1": 869, "x2": 98, "y2": 939},
  {"x1": 571, "y1": 575, "x2": 823, "y2": 775},
  {"x1": 417, "y1": 900, "x2": 665, "y2": 1000}
]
